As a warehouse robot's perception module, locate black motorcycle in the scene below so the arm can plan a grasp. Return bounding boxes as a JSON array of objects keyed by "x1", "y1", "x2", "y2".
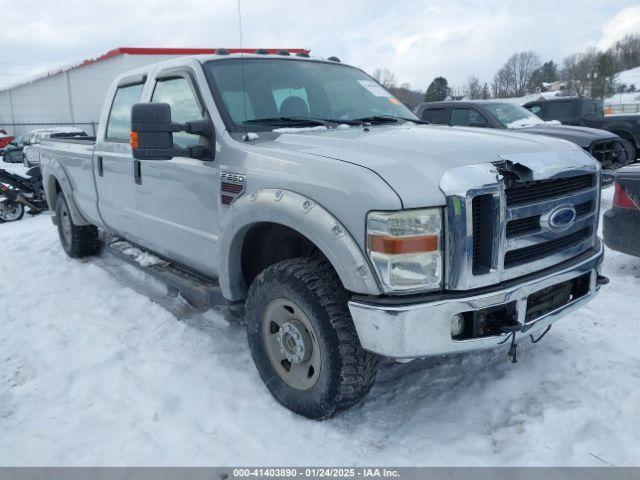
[{"x1": 0, "y1": 166, "x2": 47, "y2": 222}]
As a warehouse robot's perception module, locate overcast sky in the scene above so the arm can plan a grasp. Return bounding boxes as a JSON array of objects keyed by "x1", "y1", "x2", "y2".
[{"x1": 1, "y1": 0, "x2": 639, "y2": 90}]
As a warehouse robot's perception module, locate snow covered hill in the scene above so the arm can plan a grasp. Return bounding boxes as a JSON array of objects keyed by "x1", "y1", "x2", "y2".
[
  {"x1": 0, "y1": 189, "x2": 639, "y2": 466},
  {"x1": 606, "y1": 66, "x2": 640, "y2": 108}
]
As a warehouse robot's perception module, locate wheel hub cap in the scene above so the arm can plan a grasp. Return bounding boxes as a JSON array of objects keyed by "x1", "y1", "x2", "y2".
[
  {"x1": 276, "y1": 320, "x2": 312, "y2": 364},
  {"x1": 262, "y1": 298, "x2": 322, "y2": 391}
]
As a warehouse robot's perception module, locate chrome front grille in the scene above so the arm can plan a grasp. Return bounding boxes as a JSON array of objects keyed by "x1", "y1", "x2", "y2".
[
  {"x1": 440, "y1": 150, "x2": 600, "y2": 290},
  {"x1": 504, "y1": 174, "x2": 595, "y2": 206},
  {"x1": 504, "y1": 226, "x2": 592, "y2": 268}
]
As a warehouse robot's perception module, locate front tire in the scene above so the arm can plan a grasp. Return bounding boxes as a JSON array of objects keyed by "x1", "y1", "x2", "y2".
[
  {"x1": 55, "y1": 194, "x2": 99, "y2": 257},
  {"x1": 246, "y1": 257, "x2": 378, "y2": 419},
  {"x1": 621, "y1": 138, "x2": 637, "y2": 165}
]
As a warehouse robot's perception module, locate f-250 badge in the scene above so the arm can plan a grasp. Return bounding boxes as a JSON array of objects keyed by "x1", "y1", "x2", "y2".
[{"x1": 220, "y1": 172, "x2": 246, "y2": 205}]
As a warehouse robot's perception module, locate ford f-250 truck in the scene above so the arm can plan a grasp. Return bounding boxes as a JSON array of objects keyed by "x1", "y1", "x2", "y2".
[{"x1": 39, "y1": 50, "x2": 605, "y2": 419}]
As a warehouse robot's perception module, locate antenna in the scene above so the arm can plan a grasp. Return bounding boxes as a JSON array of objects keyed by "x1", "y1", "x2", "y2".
[{"x1": 237, "y1": 0, "x2": 250, "y2": 140}]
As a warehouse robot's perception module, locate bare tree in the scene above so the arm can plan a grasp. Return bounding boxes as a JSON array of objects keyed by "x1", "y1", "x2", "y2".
[
  {"x1": 561, "y1": 48, "x2": 598, "y2": 96},
  {"x1": 492, "y1": 67, "x2": 512, "y2": 98},
  {"x1": 492, "y1": 51, "x2": 541, "y2": 97},
  {"x1": 464, "y1": 76, "x2": 483, "y2": 99},
  {"x1": 372, "y1": 68, "x2": 397, "y2": 89},
  {"x1": 610, "y1": 33, "x2": 640, "y2": 72}
]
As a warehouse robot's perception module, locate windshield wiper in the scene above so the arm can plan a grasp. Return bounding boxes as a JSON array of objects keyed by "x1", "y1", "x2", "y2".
[
  {"x1": 243, "y1": 117, "x2": 360, "y2": 128},
  {"x1": 243, "y1": 117, "x2": 327, "y2": 127},
  {"x1": 351, "y1": 115, "x2": 429, "y2": 125}
]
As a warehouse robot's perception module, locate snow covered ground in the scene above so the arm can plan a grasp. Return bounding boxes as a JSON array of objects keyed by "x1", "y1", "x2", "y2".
[{"x1": 0, "y1": 185, "x2": 639, "y2": 466}]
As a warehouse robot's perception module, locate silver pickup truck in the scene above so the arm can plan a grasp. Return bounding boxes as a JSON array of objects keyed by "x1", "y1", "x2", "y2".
[{"x1": 40, "y1": 50, "x2": 605, "y2": 419}]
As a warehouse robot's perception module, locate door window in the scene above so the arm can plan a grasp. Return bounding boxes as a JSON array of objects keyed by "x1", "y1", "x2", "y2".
[
  {"x1": 581, "y1": 100, "x2": 597, "y2": 116},
  {"x1": 450, "y1": 108, "x2": 487, "y2": 127},
  {"x1": 106, "y1": 83, "x2": 144, "y2": 142},
  {"x1": 546, "y1": 101, "x2": 576, "y2": 118},
  {"x1": 151, "y1": 77, "x2": 205, "y2": 149},
  {"x1": 420, "y1": 108, "x2": 447, "y2": 124},
  {"x1": 528, "y1": 104, "x2": 542, "y2": 115}
]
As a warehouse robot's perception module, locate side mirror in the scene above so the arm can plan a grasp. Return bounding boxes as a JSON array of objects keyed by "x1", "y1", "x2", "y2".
[
  {"x1": 131, "y1": 103, "x2": 175, "y2": 160},
  {"x1": 130, "y1": 103, "x2": 215, "y2": 161}
]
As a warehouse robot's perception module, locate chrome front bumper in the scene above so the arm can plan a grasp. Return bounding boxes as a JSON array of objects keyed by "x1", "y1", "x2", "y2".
[{"x1": 348, "y1": 243, "x2": 604, "y2": 359}]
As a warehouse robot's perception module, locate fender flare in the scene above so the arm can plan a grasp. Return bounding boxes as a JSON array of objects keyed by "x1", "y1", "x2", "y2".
[
  {"x1": 43, "y1": 161, "x2": 91, "y2": 226},
  {"x1": 605, "y1": 125, "x2": 639, "y2": 146},
  {"x1": 219, "y1": 189, "x2": 381, "y2": 301}
]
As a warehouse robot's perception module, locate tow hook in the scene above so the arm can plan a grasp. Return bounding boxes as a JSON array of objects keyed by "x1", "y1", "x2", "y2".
[
  {"x1": 596, "y1": 275, "x2": 610, "y2": 286},
  {"x1": 499, "y1": 326, "x2": 522, "y2": 364},
  {"x1": 500, "y1": 324, "x2": 554, "y2": 364}
]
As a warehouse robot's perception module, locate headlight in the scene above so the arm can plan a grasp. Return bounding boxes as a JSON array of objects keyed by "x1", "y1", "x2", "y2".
[{"x1": 366, "y1": 208, "x2": 443, "y2": 292}]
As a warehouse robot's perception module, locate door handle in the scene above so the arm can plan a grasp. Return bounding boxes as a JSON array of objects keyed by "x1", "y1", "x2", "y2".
[
  {"x1": 134, "y1": 160, "x2": 142, "y2": 185},
  {"x1": 97, "y1": 156, "x2": 103, "y2": 177}
]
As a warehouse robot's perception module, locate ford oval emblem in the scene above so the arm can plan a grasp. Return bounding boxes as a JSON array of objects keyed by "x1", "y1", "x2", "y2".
[{"x1": 548, "y1": 206, "x2": 577, "y2": 230}]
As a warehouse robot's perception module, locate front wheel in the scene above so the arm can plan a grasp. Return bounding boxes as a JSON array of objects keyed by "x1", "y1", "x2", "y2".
[
  {"x1": 0, "y1": 201, "x2": 24, "y2": 222},
  {"x1": 246, "y1": 257, "x2": 378, "y2": 419},
  {"x1": 621, "y1": 138, "x2": 637, "y2": 165}
]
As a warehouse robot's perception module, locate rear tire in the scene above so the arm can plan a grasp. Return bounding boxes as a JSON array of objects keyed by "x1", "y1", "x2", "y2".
[
  {"x1": 246, "y1": 257, "x2": 378, "y2": 419},
  {"x1": 0, "y1": 201, "x2": 24, "y2": 222},
  {"x1": 55, "y1": 194, "x2": 99, "y2": 257}
]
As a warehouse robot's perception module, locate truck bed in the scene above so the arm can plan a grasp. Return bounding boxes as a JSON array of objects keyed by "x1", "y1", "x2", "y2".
[{"x1": 39, "y1": 137, "x2": 100, "y2": 225}]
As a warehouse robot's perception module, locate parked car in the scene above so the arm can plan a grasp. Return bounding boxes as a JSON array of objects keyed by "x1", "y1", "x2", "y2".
[
  {"x1": 416, "y1": 101, "x2": 629, "y2": 170},
  {"x1": 523, "y1": 97, "x2": 640, "y2": 163},
  {"x1": 603, "y1": 165, "x2": 640, "y2": 257},
  {"x1": 22, "y1": 128, "x2": 89, "y2": 167},
  {"x1": 2, "y1": 133, "x2": 34, "y2": 163},
  {"x1": 0, "y1": 129, "x2": 15, "y2": 154},
  {"x1": 40, "y1": 51, "x2": 604, "y2": 419}
]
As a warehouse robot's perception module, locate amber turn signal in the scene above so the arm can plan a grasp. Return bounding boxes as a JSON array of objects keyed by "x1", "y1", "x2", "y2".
[
  {"x1": 130, "y1": 131, "x2": 139, "y2": 149},
  {"x1": 368, "y1": 234, "x2": 438, "y2": 254}
]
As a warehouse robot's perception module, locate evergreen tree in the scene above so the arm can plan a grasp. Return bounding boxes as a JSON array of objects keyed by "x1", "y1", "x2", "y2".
[{"x1": 424, "y1": 77, "x2": 450, "y2": 101}]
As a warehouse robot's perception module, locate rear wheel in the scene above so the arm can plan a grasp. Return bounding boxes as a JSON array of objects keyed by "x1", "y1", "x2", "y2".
[
  {"x1": 0, "y1": 201, "x2": 24, "y2": 222},
  {"x1": 55, "y1": 194, "x2": 99, "y2": 257},
  {"x1": 246, "y1": 257, "x2": 378, "y2": 419}
]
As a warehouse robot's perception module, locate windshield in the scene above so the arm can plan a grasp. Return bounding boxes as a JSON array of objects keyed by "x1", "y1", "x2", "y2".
[
  {"x1": 204, "y1": 58, "x2": 417, "y2": 131},
  {"x1": 483, "y1": 103, "x2": 545, "y2": 129}
]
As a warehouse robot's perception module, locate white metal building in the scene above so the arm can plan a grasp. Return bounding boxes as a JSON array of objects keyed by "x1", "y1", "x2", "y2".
[{"x1": 0, "y1": 47, "x2": 223, "y2": 136}]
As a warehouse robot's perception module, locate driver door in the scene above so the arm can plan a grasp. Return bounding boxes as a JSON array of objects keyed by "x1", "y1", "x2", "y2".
[{"x1": 132, "y1": 69, "x2": 221, "y2": 278}]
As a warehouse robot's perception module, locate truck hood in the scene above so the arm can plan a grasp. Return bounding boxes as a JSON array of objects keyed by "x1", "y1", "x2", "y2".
[
  {"x1": 263, "y1": 123, "x2": 586, "y2": 208},
  {"x1": 516, "y1": 124, "x2": 618, "y2": 147}
]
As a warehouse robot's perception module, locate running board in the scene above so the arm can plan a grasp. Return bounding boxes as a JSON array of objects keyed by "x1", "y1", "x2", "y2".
[{"x1": 108, "y1": 239, "x2": 227, "y2": 308}]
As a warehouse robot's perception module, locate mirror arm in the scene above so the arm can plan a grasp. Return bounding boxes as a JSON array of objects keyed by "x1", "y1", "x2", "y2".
[
  {"x1": 184, "y1": 120, "x2": 213, "y2": 138},
  {"x1": 172, "y1": 145, "x2": 213, "y2": 161}
]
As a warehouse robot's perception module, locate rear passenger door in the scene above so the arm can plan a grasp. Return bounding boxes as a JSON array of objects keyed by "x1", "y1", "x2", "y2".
[
  {"x1": 132, "y1": 69, "x2": 221, "y2": 278},
  {"x1": 95, "y1": 78, "x2": 145, "y2": 240}
]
